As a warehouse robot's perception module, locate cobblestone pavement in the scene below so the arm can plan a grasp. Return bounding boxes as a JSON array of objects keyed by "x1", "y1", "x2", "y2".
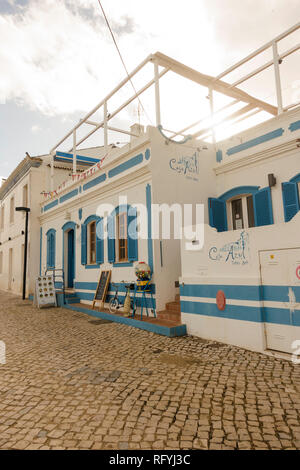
[{"x1": 0, "y1": 291, "x2": 300, "y2": 450}]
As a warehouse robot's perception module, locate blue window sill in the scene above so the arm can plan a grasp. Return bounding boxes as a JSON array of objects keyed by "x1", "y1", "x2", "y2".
[
  {"x1": 113, "y1": 262, "x2": 134, "y2": 267},
  {"x1": 85, "y1": 264, "x2": 101, "y2": 269}
]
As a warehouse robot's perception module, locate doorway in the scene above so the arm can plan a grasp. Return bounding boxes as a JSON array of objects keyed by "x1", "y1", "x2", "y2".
[
  {"x1": 260, "y1": 248, "x2": 300, "y2": 354},
  {"x1": 67, "y1": 229, "x2": 75, "y2": 288},
  {"x1": 8, "y1": 248, "x2": 13, "y2": 290}
]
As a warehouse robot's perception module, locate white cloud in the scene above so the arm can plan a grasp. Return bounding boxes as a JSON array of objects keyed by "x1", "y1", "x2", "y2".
[
  {"x1": 31, "y1": 124, "x2": 41, "y2": 133},
  {"x1": 0, "y1": 0, "x2": 299, "y2": 121}
]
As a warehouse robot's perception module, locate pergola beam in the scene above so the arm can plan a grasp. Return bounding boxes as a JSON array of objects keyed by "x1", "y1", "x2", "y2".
[{"x1": 151, "y1": 52, "x2": 278, "y2": 116}]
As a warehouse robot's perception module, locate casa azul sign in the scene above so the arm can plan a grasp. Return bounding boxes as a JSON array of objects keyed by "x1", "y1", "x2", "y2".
[
  {"x1": 169, "y1": 151, "x2": 199, "y2": 181},
  {"x1": 209, "y1": 231, "x2": 250, "y2": 265}
]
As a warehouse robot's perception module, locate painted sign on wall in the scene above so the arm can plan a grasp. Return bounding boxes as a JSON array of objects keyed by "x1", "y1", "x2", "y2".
[
  {"x1": 169, "y1": 151, "x2": 199, "y2": 181},
  {"x1": 209, "y1": 231, "x2": 249, "y2": 265}
]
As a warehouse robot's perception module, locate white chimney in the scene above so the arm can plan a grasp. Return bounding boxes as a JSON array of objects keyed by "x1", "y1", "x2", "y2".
[{"x1": 130, "y1": 123, "x2": 144, "y2": 142}]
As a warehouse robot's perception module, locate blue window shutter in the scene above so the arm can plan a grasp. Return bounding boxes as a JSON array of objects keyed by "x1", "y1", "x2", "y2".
[
  {"x1": 47, "y1": 235, "x2": 50, "y2": 268},
  {"x1": 253, "y1": 187, "x2": 274, "y2": 227},
  {"x1": 96, "y1": 219, "x2": 104, "y2": 264},
  {"x1": 81, "y1": 224, "x2": 87, "y2": 265},
  {"x1": 51, "y1": 233, "x2": 56, "y2": 267},
  {"x1": 107, "y1": 215, "x2": 115, "y2": 263},
  {"x1": 208, "y1": 197, "x2": 227, "y2": 232},
  {"x1": 282, "y1": 182, "x2": 299, "y2": 222},
  {"x1": 128, "y1": 206, "x2": 138, "y2": 262},
  {"x1": 47, "y1": 231, "x2": 56, "y2": 268}
]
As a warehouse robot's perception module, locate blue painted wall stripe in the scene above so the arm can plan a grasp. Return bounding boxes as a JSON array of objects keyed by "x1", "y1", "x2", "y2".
[
  {"x1": 261, "y1": 285, "x2": 300, "y2": 302},
  {"x1": 146, "y1": 184, "x2": 154, "y2": 272},
  {"x1": 44, "y1": 199, "x2": 58, "y2": 212},
  {"x1": 264, "y1": 307, "x2": 300, "y2": 326},
  {"x1": 108, "y1": 153, "x2": 143, "y2": 178},
  {"x1": 181, "y1": 283, "x2": 300, "y2": 303},
  {"x1": 181, "y1": 300, "x2": 262, "y2": 323},
  {"x1": 288, "y1": 120, "x2": 300, "y2": 132},
  {"x1": 226, "y1": 128, "x2": 284, "y2": 156},
  {"x1": 83, "y1": 173, "x2": 106, "y2": 191},
  {"x1": 181, "y1": 299, "x2": 300, "y2": 326},
  {"x1": 56, "y1": 151, "x2": 100, "y2": 163},
  {"x1": 59, "y1": 189, "x2": 78, "y2": 204},
  {"x1": 180, "y1": 284, "x2": 261, "y2": 301}
]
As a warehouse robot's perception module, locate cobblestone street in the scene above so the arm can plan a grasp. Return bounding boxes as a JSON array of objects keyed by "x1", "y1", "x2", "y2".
[{"x1": 0, "y1": 291, "x2": 299, "y2": 450}]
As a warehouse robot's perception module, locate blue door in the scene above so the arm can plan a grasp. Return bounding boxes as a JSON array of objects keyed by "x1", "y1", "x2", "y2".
[{"x1": 67, "y1": 229, "x2": 75, "y2": 288}]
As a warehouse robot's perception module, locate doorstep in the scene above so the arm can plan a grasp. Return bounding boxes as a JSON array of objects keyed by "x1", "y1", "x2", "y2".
[{"x1": 64, "y1": 302, "x2": 187, "y2": 338}]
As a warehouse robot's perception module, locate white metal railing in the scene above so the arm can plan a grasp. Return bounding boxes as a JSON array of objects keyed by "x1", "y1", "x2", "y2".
[{"x1": 48, "y1": 23, "x2": 300, "y2": 191}]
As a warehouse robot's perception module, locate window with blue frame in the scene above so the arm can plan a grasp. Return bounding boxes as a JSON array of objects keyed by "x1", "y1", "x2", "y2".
[
  {"x1": 81, "y1": 216, "x2": 104, "y2": 266},
  {"x1": 209, "y1": 186, "x2": 274, "y2": 232},
  {"x1": 46, "y1": 229, "x2": 56, "y2": 268},
  {"x1": 282, "y1": 173, "x2": 300, "y2": 222},
  {"x1": 107, "y1": 205, "x2": 138, "y2": 265}
]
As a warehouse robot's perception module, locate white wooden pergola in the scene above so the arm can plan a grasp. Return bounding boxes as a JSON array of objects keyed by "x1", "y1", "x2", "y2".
[{"x1": 49, "y1": 22, "x2": 300, "y2": 190}]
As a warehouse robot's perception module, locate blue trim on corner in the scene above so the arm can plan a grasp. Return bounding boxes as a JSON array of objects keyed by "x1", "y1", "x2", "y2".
[
  {"x1": 146, "y1": 184, "x2": 154, "y2": 272},
  {"x1": 108, "y1": 153, "x2": 143, "y2": 178},
  {"x1": 145, "y1": 149, "x2": 151, "y2": 160},
  {"x1": 288, "y1": 120, "x2": 300, "y2": 132},
  {"x1": 83, "y1": 173, "x2": 106, "y2": 191},
  {"x1": 39, "y1": 227, "x2": 42, "y2": 276},
  {"x1": 226, "y1": 128, "x2": 284, "y2": 156},
  {"x1": 216, "y1": 149, "x2": 223, "y2": 162},
  {"x1": 59, "y1": 189, "x2": 78, "y2": 204},
  {"x1": 44, "y1": 199, "x2": 58, "y2": 212}
]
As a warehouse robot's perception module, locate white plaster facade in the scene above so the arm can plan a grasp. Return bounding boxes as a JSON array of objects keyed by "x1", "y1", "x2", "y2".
[
  {"x1": 39, "y1": 127, "x2": 214, "y2": 313},
  {"x1": 180, "y1": 107, "x2": 300, "y2": 355}
]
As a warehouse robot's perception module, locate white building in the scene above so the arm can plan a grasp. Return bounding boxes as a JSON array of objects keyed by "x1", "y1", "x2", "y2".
[
  {"x1": 0, "y1": 148, "x2": 109, "y2": 295},
  {"x1": 180, "y1": 106, "x2": 300, "y2": 356},
  {"x1": 38, "y1": 23, "x2": 300, "y2": 347},
  {"x1": 3, "y1": 23, "x2": 300, "y2": 352},
  {"x1": 39, "y1": 126, "x2": 213, "y2": 320},
  {"x1": 179, "y1": 24, "x2": 300, "y2": 355}
]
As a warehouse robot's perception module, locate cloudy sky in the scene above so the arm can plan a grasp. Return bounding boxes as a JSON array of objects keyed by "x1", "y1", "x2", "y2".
[{"x1": 0, "y1": 0, "x2": 299, "y2": 178}]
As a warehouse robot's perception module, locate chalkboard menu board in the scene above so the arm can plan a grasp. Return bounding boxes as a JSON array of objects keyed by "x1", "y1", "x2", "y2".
[{"x1": 92, "y1": 270, "x2": 111, "y2": 309}]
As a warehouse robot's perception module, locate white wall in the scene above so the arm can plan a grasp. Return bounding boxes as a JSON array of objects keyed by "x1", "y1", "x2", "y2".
[{"x1": 148, "y1": 126, "x2": 215, "y2": 310}]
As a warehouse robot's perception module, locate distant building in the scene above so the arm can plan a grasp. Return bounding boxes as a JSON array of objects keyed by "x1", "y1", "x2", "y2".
[{"x1": 0, "y1": 148, "x2": 108, "y2": 295}]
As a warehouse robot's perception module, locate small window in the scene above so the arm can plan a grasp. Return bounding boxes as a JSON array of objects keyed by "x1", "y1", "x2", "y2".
[
  {"x1": 117, "y1": 212, "x2": 128, "y2": 262},
  {"x1": 88, "y1": 221, "x2": 97, "y2": 264},
  {"x1": 23, "y1": 184, "x2": 28, "y2": 207},
  {"x1": 228, "y1": 194, "x2": 255, "y2": 230},
  {"x1": 10, "y1": 196, "x2": 14, "y2": 224},
  {"x1": 0, "y1": 206, "x2": 4, "y2": 230}
]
